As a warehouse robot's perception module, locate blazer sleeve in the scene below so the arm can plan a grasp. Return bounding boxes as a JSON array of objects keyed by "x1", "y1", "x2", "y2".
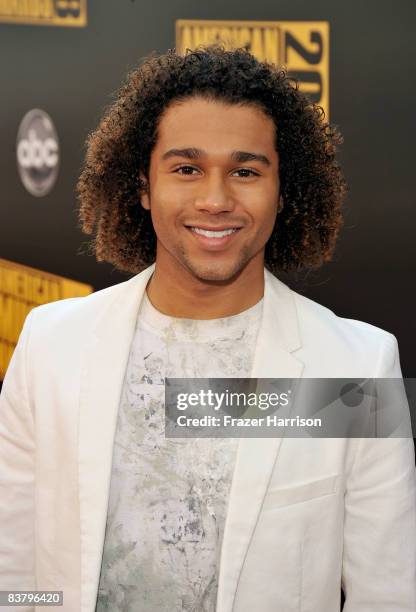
[
  {"x1": 0, "y1": 308, "x2": 36, "y2": 602},
  {"x1": 341, "y1": 333, "x2": 416, "y2": 611}
]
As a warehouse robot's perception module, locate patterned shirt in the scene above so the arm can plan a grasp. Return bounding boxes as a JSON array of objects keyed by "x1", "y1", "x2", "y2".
[{"x1": 95, "y1": 291, "x2": 263, "y2": 611}]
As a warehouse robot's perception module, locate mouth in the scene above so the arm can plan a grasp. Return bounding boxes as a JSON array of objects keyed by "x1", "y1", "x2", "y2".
[
  {"x1": 184, "y1": 225, "x2": 242, "y2": 250},
  {"x1": 189, "y1": 226, "x2": 240, "y2": 237}
]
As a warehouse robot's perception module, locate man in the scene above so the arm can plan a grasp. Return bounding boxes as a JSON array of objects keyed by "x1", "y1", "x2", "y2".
[{"x1": 0, "y1": 45, "x2": 415, "y2": 612}]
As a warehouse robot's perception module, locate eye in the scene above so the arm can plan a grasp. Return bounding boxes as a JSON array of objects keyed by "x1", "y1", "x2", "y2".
[
  {"x1": 232, "y1": 168, "x2": 260, "y2": 178},
  {"x1": 174, "y1": 165, "x2": 199, "y2": 175}
]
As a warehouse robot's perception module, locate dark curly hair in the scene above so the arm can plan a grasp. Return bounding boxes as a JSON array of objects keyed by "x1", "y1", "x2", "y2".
[{"x1": 77, "y1": 44, "x2": 347, "y2": 275}]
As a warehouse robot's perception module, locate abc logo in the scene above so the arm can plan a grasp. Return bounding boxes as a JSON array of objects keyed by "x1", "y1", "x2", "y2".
[{"x1": 16, "y1": 109, "x2": 59, "y2": 197}]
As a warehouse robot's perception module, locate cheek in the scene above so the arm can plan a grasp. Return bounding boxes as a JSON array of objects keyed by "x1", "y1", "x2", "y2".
[
  {"x1": 242, "y1": 181, "x2": 278, "y2": 236},
  {"x1": 148, "y1": 194, "x2": 182, "y2": 242},
  {"x1": 253, "y1": 202, "x2": 278, "y2": 243}
]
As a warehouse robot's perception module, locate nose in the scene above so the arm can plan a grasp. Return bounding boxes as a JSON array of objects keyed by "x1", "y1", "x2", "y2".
[{"x1": 193, "y1": 172, "x2": 236, "y2": 214}]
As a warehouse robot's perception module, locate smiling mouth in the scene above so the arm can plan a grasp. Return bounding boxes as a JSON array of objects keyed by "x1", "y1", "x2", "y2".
[
  {"x1": 186, "y1": 226, "x2": 242, "y2": 238},
  {"x1": 191, "y1": 227, "x2": 238, "y2": 238}
]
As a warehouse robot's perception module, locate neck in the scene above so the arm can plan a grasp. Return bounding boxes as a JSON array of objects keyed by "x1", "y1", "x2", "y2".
[{"x1": 146, "y1": 253, "x2": 265, "y2": 320}]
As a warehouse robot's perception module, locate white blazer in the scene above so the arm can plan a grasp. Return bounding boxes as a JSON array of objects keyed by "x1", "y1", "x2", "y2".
[{"x1": 0, "y1": 263, "x2": 415, "y2": 612}]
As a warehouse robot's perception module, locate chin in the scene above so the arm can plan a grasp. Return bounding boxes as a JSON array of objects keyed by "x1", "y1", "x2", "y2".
[{"x1": 181, "y1": 255, "x2": 249, "y2": 283}]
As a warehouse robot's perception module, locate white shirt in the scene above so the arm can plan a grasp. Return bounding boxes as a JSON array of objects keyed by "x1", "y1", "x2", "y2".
[{"x1": 95, "y1": 292, "x2": 263, "y2": 611}]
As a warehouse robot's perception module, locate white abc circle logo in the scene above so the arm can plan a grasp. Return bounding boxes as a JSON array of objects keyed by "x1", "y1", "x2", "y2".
[{"x1": 16, "y1": 109, "x2": 59, "y2": 197}]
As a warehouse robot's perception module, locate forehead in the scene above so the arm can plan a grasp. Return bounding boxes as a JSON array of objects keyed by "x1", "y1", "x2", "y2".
[{"x1": 154, "y1": 96, "x2": 276, "y2": 153}]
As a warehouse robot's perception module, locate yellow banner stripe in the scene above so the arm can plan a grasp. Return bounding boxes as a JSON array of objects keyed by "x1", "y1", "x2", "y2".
[{"x1": 0, "y1": 0, "x2": 87, "y2": 27}]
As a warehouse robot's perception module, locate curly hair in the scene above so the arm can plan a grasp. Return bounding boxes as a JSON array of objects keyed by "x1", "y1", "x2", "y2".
[{"x1": 77, "y1": 44, "x2": 347, "y2": 275}]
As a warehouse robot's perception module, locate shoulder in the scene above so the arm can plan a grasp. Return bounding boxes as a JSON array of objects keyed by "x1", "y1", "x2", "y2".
[
  {"x1": 28, "y1": 277, "x2": 130, "y2": 332},
  {"x1": 14, "y1": 265, "x2": 155, "y2": 377},
  {"x1": 294, "y1": 289, "x2": 396, "y2": 347},
  {"x1": 17, "y1": 264, "x2": 154, "y2": 367},
  {"x1": 26, "y1": 264, "x2": 154, "y2": 333},
  {"x1": 294, "y1": 290, "x2": 398, "y2": 376},
  {"x1": 266, "y1": 270, "x2": 399, "y2": 376}
]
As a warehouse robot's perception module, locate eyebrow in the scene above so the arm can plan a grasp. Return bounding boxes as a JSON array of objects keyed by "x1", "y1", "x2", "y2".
[{"x1": 161, "y1": 147, "x2": 271, "y2": 167}]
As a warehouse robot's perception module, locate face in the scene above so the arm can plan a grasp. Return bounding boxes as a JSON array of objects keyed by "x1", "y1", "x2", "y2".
[{"x1": 140, "y1": 96, "x2": 280, "y2": 282}]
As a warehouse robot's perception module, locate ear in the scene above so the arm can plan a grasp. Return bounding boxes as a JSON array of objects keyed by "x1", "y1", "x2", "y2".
[{"x1": 139, "y1": 173, "x2": 150, "y2": 210}]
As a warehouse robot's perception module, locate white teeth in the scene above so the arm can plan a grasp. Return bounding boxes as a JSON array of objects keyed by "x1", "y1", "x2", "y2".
[{"x1": 190, "y1": 227, "x2": 238, "y2": 238}]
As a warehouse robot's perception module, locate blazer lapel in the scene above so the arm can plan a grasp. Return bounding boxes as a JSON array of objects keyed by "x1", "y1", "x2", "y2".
[
  {"x1": 78, "y1": 264, "x2": 155, "y2": 612},
  {"x1": 216, "y1": 270, "x2": 304, "y2": 612}
]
